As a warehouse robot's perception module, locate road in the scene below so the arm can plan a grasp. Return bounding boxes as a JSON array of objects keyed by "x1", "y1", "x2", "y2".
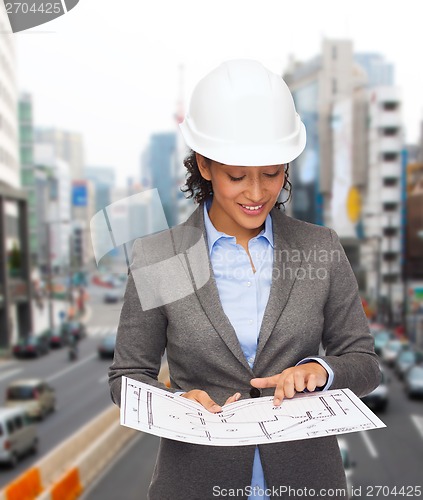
[
  {"x1": 3, "y1": 277, "x2": 421, "y2": 498},
  {"x1": 83, "y1": 364, "x2": 423, "y2": 500},
  {"x1": 0, "y1": 280, "x2": 125, "y2": 488}
]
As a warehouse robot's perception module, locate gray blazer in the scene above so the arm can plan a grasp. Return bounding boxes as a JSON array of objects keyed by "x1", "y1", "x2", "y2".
[{"x1": 109, "y1": 205, "x2": 380, "y2": 500}]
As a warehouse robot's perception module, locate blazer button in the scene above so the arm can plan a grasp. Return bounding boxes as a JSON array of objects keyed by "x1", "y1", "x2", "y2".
[{"x1": 249, "y1": 387, "x2": 261, "y2": 398}]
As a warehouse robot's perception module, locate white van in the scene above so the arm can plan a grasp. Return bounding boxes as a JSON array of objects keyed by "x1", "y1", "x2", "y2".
[{"x1": 0, "y1": 407, "x2": 38, "y2": 467}]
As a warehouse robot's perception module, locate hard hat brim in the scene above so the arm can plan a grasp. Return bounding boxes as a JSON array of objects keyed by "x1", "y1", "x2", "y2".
[{"x1": 179, "y1": 120, "x2": 306, "y2": 166}]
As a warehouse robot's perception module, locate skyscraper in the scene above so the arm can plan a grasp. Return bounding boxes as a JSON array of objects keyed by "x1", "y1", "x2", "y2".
[
  {"x1": 34, "y1": 128, "x2": 85, "y2": 180},
  {"x1": 0, "y1": 10, "x2": 33, "y2": 347},
  {"x1": 284, "y1": 39, "x2": 404, "y2": 320},
  {"x1": 144, "y1": 132, "x2": 177, "y2": 227}
]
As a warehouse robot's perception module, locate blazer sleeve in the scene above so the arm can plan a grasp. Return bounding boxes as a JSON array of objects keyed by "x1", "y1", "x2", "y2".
[
  {"x1": 318, "y1": 228, "x2": 381, "y2": 397},
  {"x1": 108, "y1": 240, "x2": 180, "y2": 407}
]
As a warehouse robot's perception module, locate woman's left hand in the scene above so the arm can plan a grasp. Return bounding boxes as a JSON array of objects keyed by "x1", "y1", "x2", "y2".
[{"x1": 250, "y1": 362, "x2": 328, "y2": 406}]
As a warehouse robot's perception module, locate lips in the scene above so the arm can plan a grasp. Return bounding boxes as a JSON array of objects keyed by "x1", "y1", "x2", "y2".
[
  {"x1": 238, "y1": 203, "x2": 266, "y2": 216},
  {"x1": 241, "y1": 204, "x2": 263, "y2": 211}
]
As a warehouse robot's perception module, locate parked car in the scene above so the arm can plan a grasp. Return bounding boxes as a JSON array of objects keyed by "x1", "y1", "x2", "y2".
[
  {"x1": 361, "y1": 366, "x2": 389, "y2": 412},
  {"x1": 61, "y1": 320, "x2": 87, "y2": 341},
  {"x1": 404, "y1": 365, "x2": 423, "y2": 399},
  {"x1": 98, "y1": 333, "x2": 116, "y2": 359},
  {"x1": 92, "y1": 274, "x2": 120, "y2": 288},
  {"x1": 5, "y1": 379, "x2": 56, "y2": 420},
  {"x1": 369, "y1": 323, "x2": 386, "y2": 334},
  {"x1": 104, "y1": 275, "x2": 121, "y2": 288},
  {"x1": 44, "y1": 326, "x2": 70, "y2": 348},
  {"x1": 394, "y1": 348, "x2": 423, "y2": 379},
  {"x1": 12, "y1": 334, "x2": 50, "y2": 358},
  {"x1": 103, "y1": 289, "x2": 121, "y2": 304},
  {"x1": 381, "y1": 339, "x2": 407, "y2": 366},
  {"x1": 373, "y1": 330, "x2": 392, "y2": 356},
  {"x1": 0, "y1": 407, "x2": 38, "y2": 468}
]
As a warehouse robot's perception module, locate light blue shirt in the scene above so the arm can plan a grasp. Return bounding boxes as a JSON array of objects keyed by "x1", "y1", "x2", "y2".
[{"x1": 203, "y1": 201, "x2": 334, "y2": 499}]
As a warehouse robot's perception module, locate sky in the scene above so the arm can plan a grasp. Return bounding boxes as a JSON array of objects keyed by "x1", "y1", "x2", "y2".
[{"x1": 12, "y1": 0, "x2": 423, "y2": 186}]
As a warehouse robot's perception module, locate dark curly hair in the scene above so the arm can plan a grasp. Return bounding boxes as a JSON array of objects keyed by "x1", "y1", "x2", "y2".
[{"x1": 180, "y1": 150, "x2": 292, "y2": 210}]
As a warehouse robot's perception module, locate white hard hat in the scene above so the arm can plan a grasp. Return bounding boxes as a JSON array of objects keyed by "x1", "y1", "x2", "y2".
[{"x1": 179, "y1": 59, "x2": 306, "y2": 166}]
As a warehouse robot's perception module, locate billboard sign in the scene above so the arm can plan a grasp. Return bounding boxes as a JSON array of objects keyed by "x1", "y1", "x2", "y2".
[{"x1": 72, "y1": 183, "x2": 88, "y2": 207}]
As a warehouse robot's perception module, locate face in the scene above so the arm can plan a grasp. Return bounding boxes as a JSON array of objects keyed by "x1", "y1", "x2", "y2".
[{"x1": 196, "y1": 154, "x2": 286, "y2": 241}]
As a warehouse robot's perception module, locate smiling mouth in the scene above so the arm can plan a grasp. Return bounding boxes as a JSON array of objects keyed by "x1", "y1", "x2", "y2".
[{"x1": 240, "y1": 204, "x2": 264, "y2": 211}]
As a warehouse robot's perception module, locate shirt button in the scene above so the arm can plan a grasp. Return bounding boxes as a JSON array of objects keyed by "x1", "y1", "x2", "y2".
[
  {"x1": 249, "y1": 387, "x2": 261, "y2": 398},
  {"x1": 246, "y1": 281, "x2": 252, "y2": 287},
  {"x1": 248, "y1": 319, "x2": 253, "y2": 325}
]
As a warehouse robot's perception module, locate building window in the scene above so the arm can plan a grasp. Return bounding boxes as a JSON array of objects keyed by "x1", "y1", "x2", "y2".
[
  {"x1": 383, "y1": 251, "x2": 397, "y2": 262},
  {"x1": 383, "y1": 102, "x2": 398, "y2": 111},
  {"x1": 383, "y1": 178, "x2": 398, "y2": 187},
  {"x1": 382, "y1": 273, "x2": 399, "y2": 283},
  {"x1": 382, "y1": 127, "x2": 398, "y2": 136},
  {"x1": 383, "y1": 202, "x2": 398, "y2": 211},
  {"x1": 49, "y1": 179, "x2": 58, "y2": 200},
  {"x1": 382, "y1": 152, "x2": 398, "y2": 162},
  {"x1": 332, "y1": 78, "x2": 337, "y2": 95},
  {"x1": 383, "y1": 227, "x2": 397, "y2": 237}
]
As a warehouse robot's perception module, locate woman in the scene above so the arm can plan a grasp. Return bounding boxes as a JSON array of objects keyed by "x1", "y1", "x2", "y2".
[{"x1": 109, "y1": 60, "x2": 380, "y2": 499}]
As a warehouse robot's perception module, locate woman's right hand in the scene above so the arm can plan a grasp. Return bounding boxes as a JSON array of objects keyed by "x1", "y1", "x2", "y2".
[{"x1": 181, "y1": 390, "x2": 241, "y2": 413}]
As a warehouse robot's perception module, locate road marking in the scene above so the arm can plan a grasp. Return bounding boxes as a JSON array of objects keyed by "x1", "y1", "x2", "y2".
[
  {"x1": 46, "y1": 353, "x2": 96, "y2": 382},
  {"x1": 0, "y1": 359, "x2": 18, "y2": 369},
  {"x1": 88, "y1": 326, "x2": 117, "y2": 337},
  {"x1": 411, "y1": 415, "x2": 423, "y2": 440},
  {"x1": 0, "y1": 368, "x2": 22, "y2": 382},
  {"x1": 98, "y1": 374, "x2": 108, "y2": 383},
  {"x1": 84, "y1": 304, "x2": 92, "y2": 323},
  {"x1": 88, "y1": 327, "x2": 101, "y2": 336},
  {"x1": 360, "y1": 430, "x2": 378, "y2": 458}
]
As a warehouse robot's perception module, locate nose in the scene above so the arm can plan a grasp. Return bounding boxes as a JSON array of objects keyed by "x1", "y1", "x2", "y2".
[{"x1": 244, "y1": 177, "x2": 265, "y2": 202}]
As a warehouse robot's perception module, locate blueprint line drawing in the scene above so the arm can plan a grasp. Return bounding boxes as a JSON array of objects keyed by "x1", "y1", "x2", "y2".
[{"x1": 120, "y1": 376, "x2": 386, "y2": 446}]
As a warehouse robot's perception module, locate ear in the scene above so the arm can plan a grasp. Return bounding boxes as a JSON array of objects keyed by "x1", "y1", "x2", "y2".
[{"x1": 196, "y1": 153, "x2": 212, "y2": 181}]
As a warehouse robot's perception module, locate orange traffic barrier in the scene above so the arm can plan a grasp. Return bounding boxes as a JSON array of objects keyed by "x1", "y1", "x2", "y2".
[
  {"x1": 50, "y1": 468, "x2": 82, "y2": 500},
  {"x1": 4, "y1": 467, "x2": 43, "y2": 500}
]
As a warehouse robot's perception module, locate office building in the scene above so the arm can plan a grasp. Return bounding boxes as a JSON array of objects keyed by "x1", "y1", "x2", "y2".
[
  {"x1": 34, "y1": 143, "x2": 72, "y2": 274},
  {"x1": 84, "y1": 166, "x2": 115, "y2": 213},
  {"x1": 0, "y1": 11, "x2": 33, "y2": 348},
  {"x1": 144, "y1": 132, "x2": 177, "y2": 227},
  {"x1": 284, "y1": 39, "x2": 404, "y2": 320},
  {"x1": 34, "y1": 128, "x2": 85, "y2": 180}
]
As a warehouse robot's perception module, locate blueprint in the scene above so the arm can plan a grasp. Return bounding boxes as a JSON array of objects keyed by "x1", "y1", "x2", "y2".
[{"x1": 120, "y1": 376, "x2": 386, "y2": 446}]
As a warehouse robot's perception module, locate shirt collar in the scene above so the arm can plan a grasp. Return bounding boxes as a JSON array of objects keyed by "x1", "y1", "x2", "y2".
[{"x1": 203, "y1": 199, "x2": 274, "y2": 255}]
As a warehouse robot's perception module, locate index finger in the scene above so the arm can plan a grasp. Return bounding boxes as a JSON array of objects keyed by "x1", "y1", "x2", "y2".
[{"x1": 250, "y1": 375, "x2": 280, "y2": 389}]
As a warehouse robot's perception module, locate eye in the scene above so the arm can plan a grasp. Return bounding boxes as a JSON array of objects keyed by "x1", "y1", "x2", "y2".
[
  {"x1": 228, "y1": 175, "x2": 245, "y2": 182},
  {"x1": 264, "y1": 171, "x2": 281, "y2": 178}
]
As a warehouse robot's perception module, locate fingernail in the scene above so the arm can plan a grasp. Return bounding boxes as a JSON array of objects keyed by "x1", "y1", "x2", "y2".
[
  {"x1": 211, "y1": 404, "x2": 222, "y2": 413},
  {"x1": 234, "y1": 393, "x2": 241, "y2": 401},
  {"x1": 273, "y1": 398, "x2": 280, "y2": 406}
]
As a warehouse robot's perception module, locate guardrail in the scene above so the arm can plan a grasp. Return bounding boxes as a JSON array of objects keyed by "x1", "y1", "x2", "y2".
[{"x1": 0, "y1": 365, "x2": 170, "y2": 500}]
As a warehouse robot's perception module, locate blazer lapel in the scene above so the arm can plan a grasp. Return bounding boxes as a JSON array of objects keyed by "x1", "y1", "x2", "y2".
[
  {"x1": 255, "y1": 209, "x2": 303, "y2": 361},
  {"x1": 176, "y1": 205, "x2": 254, "y2": 374}
]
